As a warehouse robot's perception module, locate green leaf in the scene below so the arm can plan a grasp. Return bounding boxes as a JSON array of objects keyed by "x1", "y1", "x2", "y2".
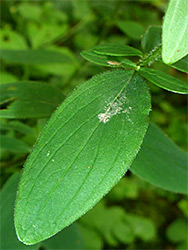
[
  {"x1": 141, "y1": 26, "x2": 162, "y2": 54},
  {"x1": 166, "y1": 218, "x2": 188, "y2": 243},
  {"x1": 0, "y1": 82, "x2": 64, "y2": 118},
  {"x1": 0, "y1": 49, "x2": 73, "y2": 65},
  {"x1": 14, "y1": 70, "x2": 151, "y2": 245},
  {"x1": 80, "y1": 50, "x2": 121, "y2": 67},
  {"x1": 139, "y1": 67, "x2": 188, "y2": 94},
  {"x1": 81, "y1": 50, "x2": 137, "y2": 69},
  {"x1": 93, "y1": 43, "x2": 143, "y2": 57},
  {"x1": 131, "y1": 123, "x2": 188, "y2": 194},
  {"x1": 117, "y1": 21, "x2": 144, "y2": 40},
  {"x1": 0, "y1": 173, "x2": 40, "y2": 250},
  {"x1": 0, "y1": 28, "x2": 28, "y2": 50},
  {"x1": 0, "y1": 134, "x2": 30, "y2": 153},
  {"x1": 42, "y1": 224, "x2": 84, "y2": 250},
  {"x1": 171, "y1": 54, "x2": 188, "y2": 73},
  {"x1": 162, "y1": 0, "x2": 188, "y2": 64},
  {"x1": 0, "y1": 173, "x2": 84, "y2": 250}
]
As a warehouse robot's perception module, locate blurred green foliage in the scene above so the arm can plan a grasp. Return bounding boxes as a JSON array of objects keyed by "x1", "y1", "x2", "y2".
[{"x1": 0, "y1": 0, "x2": 187, "y2": 249}]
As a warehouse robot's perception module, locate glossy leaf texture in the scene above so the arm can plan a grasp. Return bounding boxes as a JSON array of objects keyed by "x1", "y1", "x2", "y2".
[
  {"x1": 93, "y1": 43, "x2": 143, "y2": 57},
  {"x1": 0, "y1": 82, "x2": 64, "y2": 118},
  {"x1": 141, "y1": 26, "x2": 162, "y2": 54},
  {"x1": 131, "y1": 123, "x2": 188, "y2": 194},
  {"x1": 0, "y1": 173, "x2": 84, "y2": 250},
  {"x1": 162, "y1": 0, "x2": 188, "y2": 64},
  {"x1": 0, "y1": 49, "x2": 73, "y2": 65},
  {"x1": 139, "y1": 67, "x2": 188, "y2": 94},
  {"x1": 14, "y1": 70, "x2": 151, "y2": 245}
]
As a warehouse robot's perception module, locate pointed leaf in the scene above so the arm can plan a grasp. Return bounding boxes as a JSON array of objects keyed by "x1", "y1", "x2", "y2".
[
  {"x1": 131, "y1": 123, "x2": 188, "y2": 194},
  {"x1": 0, "y1": 82, "x2": 64, "y2": 118},
  {"x1": 139, "y1": 67, "x2": 188, "y2": 94},
  {"x1": 80, "y1": 50, "x2": 118, "y2": 67},
  {"x1": 171, "y1": 55, "x2": 188, "y2": 73},
  {"x1": 81, "y1": 50, "x2": 137, "y2": 69},
  {"x1": 162, "y1": 0, "x2": 188, "y2": 64},
  {"x1": 117, "y1": 21, "x2": 144, "y2": 40},
  {"x1": 141, "y1": 26, "x2": 162, "y2": 54},
  {"x1": 14, "y1": 70, "x2": 151, "y2": 245},
  {"x1": 93, "y1": 43, "x2": 143, "y2": 57}
]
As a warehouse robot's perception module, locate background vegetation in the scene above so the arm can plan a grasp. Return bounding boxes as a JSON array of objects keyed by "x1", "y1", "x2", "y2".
[{"x1": 0, "y1": 0, "x2": 187, "y2": 249}]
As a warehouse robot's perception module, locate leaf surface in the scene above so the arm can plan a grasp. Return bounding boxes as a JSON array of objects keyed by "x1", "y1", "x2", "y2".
[
  {"x1": 14, "y1": 70, "x2": 151, "y2": 244},
  {"x1": 0, "y1": 173, "x2": 84, "y2": 250},
  {"x1": 0, "y1": 82, "x2": 64, "y2": 118},
  {"x1": 0, "y1": 49, "x2": 73, "y2": 65},
  {"x1": 141, "y1": 26, "x2": 162, "y2": 54},
  {"x1": 162, "y1": 0, "x2": 188, "y2": 64},
  {"x1": 131, "y1": 123, "x2": 188, "y2": 194},
  {"x1": 93, "y1": 43, "x2": 143, "y2": 57},
  {"x1": 139, "y1": 67, "x2": 188, "y2": 94},
  {"x1": 171, "y1": 55, "x2": 188, "y2": 73},
  {"x1": 117, "y1": 21, "x2": 144, "y2": 40}
]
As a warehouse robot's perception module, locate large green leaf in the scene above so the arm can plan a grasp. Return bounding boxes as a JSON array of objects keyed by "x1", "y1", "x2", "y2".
[
  {"x1": 0, "y1": 49, "x2": 73, "y2": 65},
  {"x1": 139, "y1": 67, "x2": 188, "y2": 94},
  {"x1": 93, "y1": 43, "x2": 143, "y2": 57},
  {"x1": 131, "y1": 123, "x2": 188, "y2": 194},
  {"x1": 162, "y1": 0, "x2": 188, "y2": 64},
  {"x1": 0, "y1": 82, "x2": 64, "y2": 118},
  {"x1": 14, "y1": 70, "x2": 151, "y2": 245},
  {"x1": 0, "y1": 173, "x2": 84, "y2": 250}
]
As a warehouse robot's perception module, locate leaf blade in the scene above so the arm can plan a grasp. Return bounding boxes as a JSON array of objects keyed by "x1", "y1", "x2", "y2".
[
  {"x1": 162, "y1": 0, "x2": 188, "y2": 64},
  {"x1": 93, "y1": 43, "x2": 143, "y2": 57},
  {"x1": 139, "y1": 67, "x2": 188, "y2": 94},
  {"x1": 14, "y1": 70, "x2": 151, "y2": 244},
  {"x1": 131, "y1": 123, "x2": 188, "y2": 194}
]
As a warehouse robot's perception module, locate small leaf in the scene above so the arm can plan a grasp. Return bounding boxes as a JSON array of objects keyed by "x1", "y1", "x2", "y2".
[
  {"x1": 80, "y1": 50, "x2": 118, "y2": 67},
  {"x1": 171, "y1": 54, "x2": 188, "y2": 73},
  {"x1": 141, "y1": 26, "x2": 162, "y2": 54},
  {"x1": 0, "y1": 134, "x2": 30, "y2": 153},
  {"x1": 14, "y1": 70, "x2": 151, "y2": 245},
  {"x1": 117, "y1": 21, "x2": 144, "y2": 40},
  {"x1": 139, "y1": 67, "x2": 188, "y2": 94},
  {"x1": 81, "y1": 50, "x2": 137, "y2": 69},
  {"x1": 0, "y1": 82, "x2": 64, "y2": 118},
  {"x1": 93, "y1": 43, "x2": 143, "y2": 57},
  {"x1": 0, "y1": 49, "x2": 73, "y2": 65},
  {"x1": 162, "y1": 0, "x2": 188, "y2": 64},
  {"x1": 131, "y1": 123, "x2": 188, "y2": 194}
]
